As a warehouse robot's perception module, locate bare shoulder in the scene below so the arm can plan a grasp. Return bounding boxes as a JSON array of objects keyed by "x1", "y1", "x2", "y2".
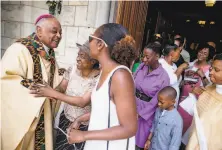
[
  {"x1": 112, "y1": 68, "x2": 133, "y2": 84},
  {"x1": 111, "y1": 68, "x2": 134, "y2": 95},
  {"x1": 110, "y1": 68, "x2": 135, "y2": 105}
]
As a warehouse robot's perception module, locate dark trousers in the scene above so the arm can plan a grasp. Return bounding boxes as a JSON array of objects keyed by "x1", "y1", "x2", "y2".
[
  {"x1": 179, "y1": 143, "x2": 186, "y2": 150},
  {"x1": 136, "y1": 145, "x2": 144, "y2": 150},
  {"x1": 55, "y1": 111, "x2": 88, "y2": 150}
]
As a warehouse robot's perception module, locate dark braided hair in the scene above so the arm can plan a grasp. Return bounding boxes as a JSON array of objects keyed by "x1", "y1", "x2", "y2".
[
  {"x1": 144, "y1": 42, "x2": 162, "y2": 56},
  {"x1": 162, "y1": 44, "x2": 179, "y2": 56},
  {"x1": 96, "y1": 23, "x2": 138, "y2": 68}
]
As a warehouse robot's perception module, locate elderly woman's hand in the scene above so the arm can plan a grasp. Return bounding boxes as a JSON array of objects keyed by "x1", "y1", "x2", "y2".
[{"x1": 29, "y1": 81, "x2": 56, "y2": 98}]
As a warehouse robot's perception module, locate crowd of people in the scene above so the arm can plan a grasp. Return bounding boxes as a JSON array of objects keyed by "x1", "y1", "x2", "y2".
[{"x1": 1, "y1": 14, "x2": 222, "y2": 150}]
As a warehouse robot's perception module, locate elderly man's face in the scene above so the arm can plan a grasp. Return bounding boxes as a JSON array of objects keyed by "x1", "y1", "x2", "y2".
[
  {"x1": 209, "y1": 60, "x2": 222, "y2": 84},
  {"x1": 37, "y1": 18, "x2": 62, "y2": 49}
]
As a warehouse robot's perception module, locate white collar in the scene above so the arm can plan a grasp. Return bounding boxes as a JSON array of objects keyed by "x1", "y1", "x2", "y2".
[
  {"x1": 42, "y1": 44, "x2": 49, "y2": 55},
  {"x1": 159, "y1": 58, "x2": 176, "y2": 69},
  {"x1": 216, "y1": 84, "x2": 222, "y2": 95},
  {"x1": 161, "y1": 110, "x2": 166, "y2": 116}
]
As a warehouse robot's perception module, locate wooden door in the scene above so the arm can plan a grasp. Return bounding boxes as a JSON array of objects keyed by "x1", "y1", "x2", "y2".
[{"x1": 115, "y1": 1, "x2": 149, "y2": 51}]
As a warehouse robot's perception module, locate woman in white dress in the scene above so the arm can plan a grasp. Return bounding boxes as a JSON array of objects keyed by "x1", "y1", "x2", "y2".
[
  {"x1": 159, "y1": 44, "x2": 189, "y2": 107},
  {"x1": 67, "y1": 23, "x2": 138, "y2": 150}
]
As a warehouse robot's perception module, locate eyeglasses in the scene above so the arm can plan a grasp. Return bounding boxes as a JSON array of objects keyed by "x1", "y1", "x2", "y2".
[{"x1": 89, "y1": 35, "x2": 108, "y2": 47}]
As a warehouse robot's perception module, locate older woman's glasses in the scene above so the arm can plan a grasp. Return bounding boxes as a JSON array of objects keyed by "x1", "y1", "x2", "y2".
[{"x1": 89, "y1": 35, "x2": 108, "y2": 47}]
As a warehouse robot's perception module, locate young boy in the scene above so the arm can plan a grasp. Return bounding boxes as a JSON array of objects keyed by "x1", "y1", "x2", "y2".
[{"x1": 144, "y1": 86, "x2": 183, "y2": 150}]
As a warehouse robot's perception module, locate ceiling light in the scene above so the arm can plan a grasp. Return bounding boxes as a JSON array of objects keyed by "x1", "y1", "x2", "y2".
[
  {"x1": 155, "y1": 34, "x2": 161, "y2": 38},
  {"x1": 210, "y1": 21, "x2": 215, "y2": 24},
  {"x1": 205, "y1": 0, "x2": 216, "y2": 7},
  {"x1": 198, "y1": 20, "x2": 206, "y2": 25},
  {"x1": 186, "y1": 20, "x2": 190, "y2": 22}
]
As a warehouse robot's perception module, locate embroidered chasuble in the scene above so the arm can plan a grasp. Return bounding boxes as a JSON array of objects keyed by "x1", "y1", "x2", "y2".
[
  {"x1": 1, "y1": 33, "x2": 62, "y2": 150},
  {"x1": 186, "y1": 85, "x2": 222, "y2": 150}
]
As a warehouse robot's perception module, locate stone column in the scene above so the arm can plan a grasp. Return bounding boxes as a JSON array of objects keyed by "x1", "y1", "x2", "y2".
[
  {"x1": 95, "y1": 1, "x2": 111, "y2": 28},
  {"x1": 109, "y1": 1, "x2": 118, "y2": 23}
]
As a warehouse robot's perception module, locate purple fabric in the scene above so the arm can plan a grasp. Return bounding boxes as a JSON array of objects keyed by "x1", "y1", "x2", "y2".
[
  {"x1": 35, "y1": 14, "x2": 54, "y2": 25},
  {"x1": 134, "y1": 63, "x2": 170, "y2": 148}
]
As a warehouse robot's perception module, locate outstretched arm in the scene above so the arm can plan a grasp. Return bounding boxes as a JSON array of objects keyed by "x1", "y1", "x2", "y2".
[
  {"x1": 67, "y1": 69, "x2": 137, "y2": 143},
  {"x1": 54, "y1": 78, "x2": 69, "y2": 93},
  {"x1": 30, "y1": 83, "x2": 92, "y2": 107}
]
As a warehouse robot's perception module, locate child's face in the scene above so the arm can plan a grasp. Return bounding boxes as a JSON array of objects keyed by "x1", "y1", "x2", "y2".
[{"x1": 157, "y1": 93, "x2": 175, "y2": 110}]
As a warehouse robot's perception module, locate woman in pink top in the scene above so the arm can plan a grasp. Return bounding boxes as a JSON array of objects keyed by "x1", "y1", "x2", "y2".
[{"x1": 178, "y1": 43, "x2": 215, "y2": 136}]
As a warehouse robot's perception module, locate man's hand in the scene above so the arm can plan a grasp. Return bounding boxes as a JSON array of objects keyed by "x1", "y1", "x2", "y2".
[
  {"x1": 192, "y1": 86, "x2": 206, "y2": 95},
  {"x1": 144, "y1": 139, "x2": 151, "y2": 150},
  {"x1": 29, "y1": 81, "x2": 56, "y2": 98}
]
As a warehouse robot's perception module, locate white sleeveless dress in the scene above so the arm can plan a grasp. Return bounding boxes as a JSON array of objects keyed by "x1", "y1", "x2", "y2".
[{"x1": 84, "y1": 65, "x2": 135, "y2": 150}]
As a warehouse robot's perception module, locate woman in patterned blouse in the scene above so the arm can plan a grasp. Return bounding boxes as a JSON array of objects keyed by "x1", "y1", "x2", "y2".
[{"x1": 31, "y1": 41, "x2": 100, "y2": 150}]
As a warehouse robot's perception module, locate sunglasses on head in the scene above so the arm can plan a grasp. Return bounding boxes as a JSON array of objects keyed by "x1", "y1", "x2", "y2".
[{"x1": 89, "y1": 35, "x2": 108, "y2": 47}]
